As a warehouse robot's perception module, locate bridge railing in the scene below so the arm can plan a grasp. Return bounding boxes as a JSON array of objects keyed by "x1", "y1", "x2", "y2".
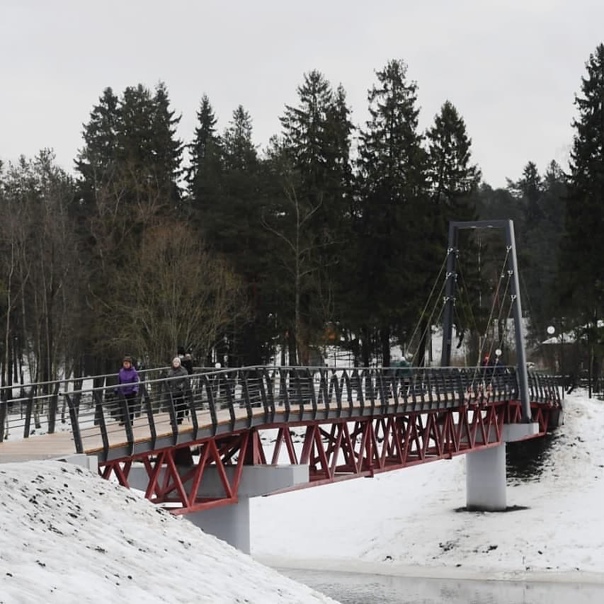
[{"x1": 0, "y1": 365, "x2": 562, "y2": 457}]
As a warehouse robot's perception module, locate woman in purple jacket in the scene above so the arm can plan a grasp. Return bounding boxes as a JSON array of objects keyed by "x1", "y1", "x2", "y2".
[{"x1": 117, "y1": 356, "x2": 139, "y2": 425}]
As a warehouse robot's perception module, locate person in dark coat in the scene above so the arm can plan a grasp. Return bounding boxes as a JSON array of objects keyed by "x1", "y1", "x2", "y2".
[
  {"x1": 481, "y1": 354, "x2": 493, "y2": 379},
  {"x1": 117, "y1": 355, "x2": 139, "y2": 425},
  {"x1": 394, "y1": 354, "x2": 413, "y2": 395},
  {"x1": 167, "y1": 357, "x2": 190, "y2": 424},
  {"x1": 181, "y1": 353, "x2": 194, "y2": 375}
]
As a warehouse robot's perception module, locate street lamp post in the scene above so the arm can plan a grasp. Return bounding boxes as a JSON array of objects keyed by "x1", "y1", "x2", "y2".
[{"x1": 546, "y1": 325, "x2": 557, "y2": 373}]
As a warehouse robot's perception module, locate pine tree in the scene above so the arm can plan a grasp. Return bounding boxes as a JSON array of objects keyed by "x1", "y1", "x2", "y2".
[
  {"x1": 425, "y1": 100, "x2": 481, "y2": 225},
  {"x1": 187, "y1": 94, "x2": 223, "y2": 215},
  {"x1": 219, "y1": 106, "x2": 274, "y2": 365},
  {"x1": 75, "y1": 82, "x2": 185, "y2": 368},
  {"x1": 75, "y1": 87, "x2": 120, "y2": 190},
  {"x1": 560, "y1": 43, "x2": 604, "y2": 325},
  {"x1": 150, "y1": 82, "x2": 184, "y2": 203},
  {"x1": 277, "y1": 70, "x2": 355, "y2": 364},
  {"x1": 355, "y1": 59, "x2": 429, "y2": 365}
]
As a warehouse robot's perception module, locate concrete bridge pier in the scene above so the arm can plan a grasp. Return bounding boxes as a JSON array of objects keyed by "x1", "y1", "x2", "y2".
[
  {"x1": 125, "y1": 463, "x2": 309, "y2": 554},
  {"x1": 465, "y1": 444, "x2": 507, "y2": 510},
  {"x1": 188, "y1": 497, "x2": 253, "y2": 553},
  {"x1": 465, "y1": 422, "x2": 540, "y2": 511},
  {"x1": 188, "y1": 465, "x2": 309, "y2": 554},
  {"x1": 57, "y1": 453, "x2": 99, "y2": 473}
]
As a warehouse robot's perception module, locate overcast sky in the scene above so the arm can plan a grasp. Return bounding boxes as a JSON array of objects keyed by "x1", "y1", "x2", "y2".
[{"x1": 2, "y1": 0, "x2": 603, "y2": 188}]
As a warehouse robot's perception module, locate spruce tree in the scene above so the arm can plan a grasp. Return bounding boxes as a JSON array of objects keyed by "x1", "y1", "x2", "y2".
[
  {"x1": 187, "y1": 94, "x2": 223, "y2": 216},
  {"x1": 75, "y1": 87, "x2": 120, "y2": 190},
  {"x1": 151, "y1": 82, "x2": 184, "y2": 203},
  {"x1": 560, "y1": 43, "x2": 604, "y2": 325},
  {"x1": 425, "y1": 100, "x2": 482, "y2": 358},
  {"x1": 277, "y1": 70, "x2": 354, "y2": 364},
  {"x1": 77, "y1": 82, "x2": 183, "y2": 206},
  {"x1": 75, "y1": 82, "x2": 185, "y2": 368},
  {"x1": 511, "y1": 162, "x2": 568, "y2": 344},
  {"x1": 223, "y1": 105, "x2": 257, "y2": 172},
  {"x1": 213, "y1": 105, "x2": 259, "y2": 255},
  {"x1": 114, "y1": 82, "x2": 183, "y2": 203},
  {"x1": 219, "y1": 106, "x2": 275, "y2": 365},
  {"x1": 425, "y1": 100, "x2": 481, "y2": 225},
  {"x1": 355, "y1": 59, "x2": 429, "y2": 365}
]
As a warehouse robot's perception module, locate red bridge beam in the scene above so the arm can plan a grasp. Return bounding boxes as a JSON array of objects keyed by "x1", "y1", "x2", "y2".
[{"x1": 99, "y1": 400, "x2": 557, "y2": 513}]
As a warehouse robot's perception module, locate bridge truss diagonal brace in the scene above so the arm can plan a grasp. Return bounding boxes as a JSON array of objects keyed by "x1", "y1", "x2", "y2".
[{"x1": 94, "y1": 402, "x2": 555, "y2": 517}]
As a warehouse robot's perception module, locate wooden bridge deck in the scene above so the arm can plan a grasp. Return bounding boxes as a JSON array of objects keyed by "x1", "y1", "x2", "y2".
[
  {"x1": 0, "y1": 397, "x2": 524, "y2": 463},
  {"x1": 0, "y1": 408, "x2": 229, "y2": 463}
]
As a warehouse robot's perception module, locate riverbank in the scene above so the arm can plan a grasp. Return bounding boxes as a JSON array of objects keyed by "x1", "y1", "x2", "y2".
[
  {"x1": 258, "y1": 555, "x2": 604, "y2": 586},
  {"x1": 252, "y1": 390, "x2": 604, "y2": 579}
]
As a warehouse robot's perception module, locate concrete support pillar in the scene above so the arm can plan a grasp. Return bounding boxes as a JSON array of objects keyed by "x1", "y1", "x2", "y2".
[
  {"x1": 127, "y1": 463, "x2": 309, "y2": 553},
  {"x1": 466, "y1": 443, "x2": 507, "y2": 511},
  {"x1": 465, "y1": 422, "x2": 540, "y2": 511},
  {"x1": 188, "y1": 499, "x2": 251, "y2": 554},
  {"x1": 57, "y1": 453, "x2": 98, "y2": 473}
]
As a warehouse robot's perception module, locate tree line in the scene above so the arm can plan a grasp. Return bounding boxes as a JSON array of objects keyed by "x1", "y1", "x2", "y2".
[{"x1": 1, "y1": 47, "x2": 603, "y2": 387}]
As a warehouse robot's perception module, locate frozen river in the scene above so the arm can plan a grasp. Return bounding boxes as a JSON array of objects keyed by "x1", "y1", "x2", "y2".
[{"x1": 279, "y1": 568, "x2": 604, "y2": 604}]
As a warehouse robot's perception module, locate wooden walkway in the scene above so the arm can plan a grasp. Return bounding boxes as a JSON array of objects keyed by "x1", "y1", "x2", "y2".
[
  {"x1": 0, "y1": 404, "x2": 302, "y2": 463},
  {"x1": 0, "y1": 431, "x2": 79, "y2": 463},
  {"x1": 0, "y1": 409, "x2": 223, "y2": 463},
  {"x1": 0, "y1": 398, "x2": 466, "y2": 463}
]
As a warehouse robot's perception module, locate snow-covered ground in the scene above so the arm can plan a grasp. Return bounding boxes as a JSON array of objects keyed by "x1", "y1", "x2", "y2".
[
  {"x1": 253, "y1": 389, "x2": 604, "y2": 583},
  {"x1": 1, "y1": 389, "x2": 603, "y2": 603},
  {"x1": 0, "y1": 461, "x2": 336, "y2": 603}
]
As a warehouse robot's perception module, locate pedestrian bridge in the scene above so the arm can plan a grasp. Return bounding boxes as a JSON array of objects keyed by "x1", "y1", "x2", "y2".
[
  {"x1": 0, "y1": 364, "x2": 563, "y2": 552},
  {"x1": 0, "y1": 365, "x2": 560, "y2": 491},
  {"x1": 1, "y1": 220, "x2": 562, "y2": 552}
]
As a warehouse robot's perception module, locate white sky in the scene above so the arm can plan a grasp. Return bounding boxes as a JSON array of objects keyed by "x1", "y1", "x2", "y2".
[
  {"x1": 2, "y1": 389, "x2": 604, "y2": 602},
  {"x1": 1, "y1": 0, "x2": 602, "y2": 188}
]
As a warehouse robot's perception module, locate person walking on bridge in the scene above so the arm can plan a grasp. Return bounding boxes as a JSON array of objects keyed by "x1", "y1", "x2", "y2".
[
  {"x1": 167, "y1": 357, "x2": 190, "y2": 425},
  {"x1": 394, "y1": 354, "x2": 413, "y2": 396},
  {"x1": 117, "y1": 356, "x2": 139, "y2": 425}
]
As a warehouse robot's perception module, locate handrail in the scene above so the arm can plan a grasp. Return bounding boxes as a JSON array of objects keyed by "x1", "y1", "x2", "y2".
[
  {"x1": 0, "y1": 365, "x2": 197, "y2": 400},
  {"x1": 0, "y1": 365, "x2": 563, "y2": 461}
]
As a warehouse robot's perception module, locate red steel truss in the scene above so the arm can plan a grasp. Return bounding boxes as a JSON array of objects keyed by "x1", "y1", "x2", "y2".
[{"x1": 100, "y1": 400, "x2": 557, "y2": 514}]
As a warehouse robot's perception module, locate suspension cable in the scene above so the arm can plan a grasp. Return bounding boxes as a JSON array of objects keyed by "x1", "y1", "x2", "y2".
[
  {"x1": 475, "y1": 247, "x2": 511, "y2": 366},
  {"x1": 455, "y1": 256, "x2": 481, "y2": 358},
  {"x1": 406, "y1": 252, "x2": 449, "y2": 364},
  {"x1": 465, "y1": 247, "x2": 513, "y2": 392}
]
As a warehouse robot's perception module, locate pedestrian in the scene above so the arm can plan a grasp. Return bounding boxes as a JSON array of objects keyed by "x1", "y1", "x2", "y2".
[
  {"x1": 394, "y1": 354, "x2": 413, "y2": 396},
  {"x1": 481, "y1": 354, "x2": 493, "y2": 379},
  {"x1": 167, "y1": 356, "x2": 190, "y2": 424},
  {"x1": 182, "y1": 353, "x2": 194, "y2": 375},
  {"x1": 117, "y1": 355, "x2": 139, "y2": 425}
]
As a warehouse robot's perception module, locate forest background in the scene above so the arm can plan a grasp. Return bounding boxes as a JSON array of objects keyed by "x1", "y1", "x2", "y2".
[{"x1": 2, "y1": 45, "x2": 604, "y2": 388}]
